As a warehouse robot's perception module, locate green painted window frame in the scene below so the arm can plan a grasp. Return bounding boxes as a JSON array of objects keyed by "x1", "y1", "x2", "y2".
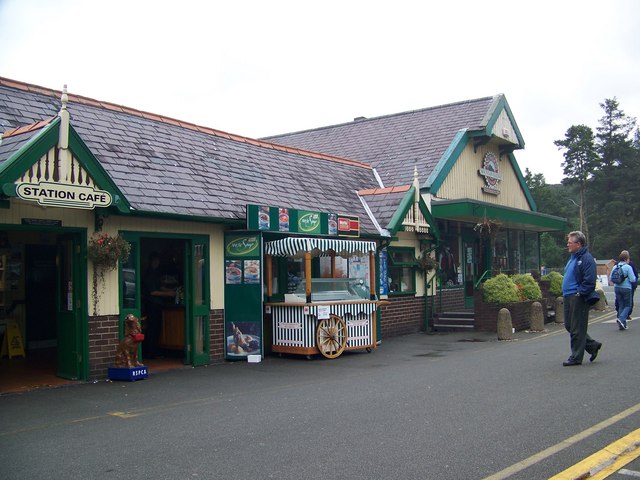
[{"x1": 387, "y1": 247, "x2": 417, "y2": 296}]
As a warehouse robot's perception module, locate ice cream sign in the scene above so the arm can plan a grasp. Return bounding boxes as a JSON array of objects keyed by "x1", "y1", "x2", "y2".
[
  {"x1": 226, "y1": 236, "x2": 260, "y2": 257},
  {"x1": 16, "y1": 181, "x2": 112, "y2": 209},
  {"x1": 478, "y1": 152, "x2": 502, "y2": 195}
]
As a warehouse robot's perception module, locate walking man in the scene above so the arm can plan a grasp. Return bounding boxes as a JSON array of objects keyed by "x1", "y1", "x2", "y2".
[{"x1": 561, "y1": 231, "x2": 602, "y2": 366}]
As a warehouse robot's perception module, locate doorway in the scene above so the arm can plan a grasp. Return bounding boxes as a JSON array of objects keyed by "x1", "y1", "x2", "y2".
[
  {"x1": 120, "y1": 233, "x2": 210, "y2": 368},
  {"x1": 0, "y1": 228, "x2": 85, "y2": 391}
]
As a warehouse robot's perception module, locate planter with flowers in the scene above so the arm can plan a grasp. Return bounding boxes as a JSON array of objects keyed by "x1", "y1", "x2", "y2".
[{"x1": 88, "y1": 233, "x2": 131, "y2": 315}]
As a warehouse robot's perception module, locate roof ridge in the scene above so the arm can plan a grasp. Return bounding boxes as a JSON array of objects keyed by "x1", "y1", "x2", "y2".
[
  {"x1": 1, "y1": 116, "x2": 56, "y2": 138},
  {"x1": 0, "y1": 76, "x2": 372, "y2": 171},
  {"x1": 358, "y1": 185, "x2": 411, "y2": 196},
  {"x1": 262, "y1": 95, "x2": 499, "y2": 139}
]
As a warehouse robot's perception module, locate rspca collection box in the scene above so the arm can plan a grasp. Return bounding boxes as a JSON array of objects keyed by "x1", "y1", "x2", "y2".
[{"x1": 108, "y1": 365, "x2": 149, "y2": 381}]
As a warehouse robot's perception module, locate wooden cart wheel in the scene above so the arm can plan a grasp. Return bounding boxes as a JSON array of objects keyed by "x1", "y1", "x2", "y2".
[{"x1": 316, "y1": 314, "x2": 347, "y2": 359}]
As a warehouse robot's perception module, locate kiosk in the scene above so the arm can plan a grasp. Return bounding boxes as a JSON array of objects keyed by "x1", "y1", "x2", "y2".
[{"x1": 264, "y1": 237, "x2": 383, "y2": 359}]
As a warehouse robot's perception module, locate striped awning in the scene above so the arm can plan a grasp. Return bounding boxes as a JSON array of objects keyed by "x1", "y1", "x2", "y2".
[{"x1": 265, "y1": 237, "x2": 377, "y2": 258}]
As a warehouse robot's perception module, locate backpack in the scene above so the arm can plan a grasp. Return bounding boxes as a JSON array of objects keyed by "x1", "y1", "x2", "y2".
[{"x1": 610, "y1": 262, "x2": 627, "y2": 285}]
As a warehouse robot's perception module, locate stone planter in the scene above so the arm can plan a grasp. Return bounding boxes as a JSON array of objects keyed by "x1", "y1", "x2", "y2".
[{"x1": 474, "y1": 288, "x2": 547, "y2": 332}]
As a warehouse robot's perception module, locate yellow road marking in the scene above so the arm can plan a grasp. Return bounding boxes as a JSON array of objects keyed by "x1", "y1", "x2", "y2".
[
  {"x1": 550, "y1": 427, "x2": 640, "y2": 480},
  {"x1": 482, "y1": 403, "x2": 640, "y2": 480}
]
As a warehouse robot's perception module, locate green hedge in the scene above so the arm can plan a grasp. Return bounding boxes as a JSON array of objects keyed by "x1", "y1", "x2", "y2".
[
  {"x1": 483, "y1": 273, "x2": 544, "y2": 303},
  {"x1": 541, "y1": 271, "x2": 564, "y2": 297}
]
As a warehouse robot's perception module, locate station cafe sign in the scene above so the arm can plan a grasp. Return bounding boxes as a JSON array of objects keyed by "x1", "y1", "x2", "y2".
[
  {"x1": 16, "y1": 181, "x2": 112, "y2": 209},
  {"x1": 246, "y1": 204, "x2": 360, "y2": 237}
]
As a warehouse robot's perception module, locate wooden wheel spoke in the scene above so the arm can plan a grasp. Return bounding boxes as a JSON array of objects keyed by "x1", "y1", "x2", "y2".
[{"x1": 316, "y1": 315, "x2": 347, "y2": 359}]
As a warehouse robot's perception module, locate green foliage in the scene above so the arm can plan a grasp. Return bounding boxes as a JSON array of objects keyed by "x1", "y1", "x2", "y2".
[
  {"x1": 482, "y1": 274, "x2": 519, "y2": 303},
  {"x1": 511, "y1": 274, "x2": 542, "y2": 301},
  {"x1": 541, "y1": 271, "x2": 564, "y2": 297},
  {"x1": 529, "y1": 96, "x2": 640, "y2": 262}
]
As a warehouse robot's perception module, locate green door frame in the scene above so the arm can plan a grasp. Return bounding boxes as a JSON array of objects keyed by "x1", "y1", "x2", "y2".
[
  {"x1": 56, "y1": 232, "x2": 87, "y2": 380},
  {"x1": 461, "y1": 232, "x2": 479, "y2": 309},
  {"x1": 0, "y1": 224, "x2": 88, "y2": 380},
  {"x1": 119, "y1": 231, "x2": 210, "y2": 366}
]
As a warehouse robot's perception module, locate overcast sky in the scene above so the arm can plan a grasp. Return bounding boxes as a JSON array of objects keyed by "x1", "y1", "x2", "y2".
[{"x1": 1, "y1": 0, "x2": 638, "y2": 184}]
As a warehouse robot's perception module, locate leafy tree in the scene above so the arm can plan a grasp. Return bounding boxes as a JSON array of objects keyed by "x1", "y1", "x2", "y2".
[
  {"x1": 524, "y1": 169, "x2": 579, "y2": 268},
  {"x1": 554, "y1": 125, "x2": 598, "y2": 246}
]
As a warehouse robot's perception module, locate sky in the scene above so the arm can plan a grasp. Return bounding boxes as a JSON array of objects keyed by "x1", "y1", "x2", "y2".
[{"x1": 0, "y1": 0, "x2": 639, "y2": 184}]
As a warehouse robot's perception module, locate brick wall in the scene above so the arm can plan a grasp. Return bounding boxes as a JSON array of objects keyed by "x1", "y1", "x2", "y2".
[
  {"x1": 433, "y1": 287, "x2": 466, "y2": 313},
  {"x1": 88, "y1": 308, "x2": 226, "y2": 380},
  {"x1": 379, "y1": 295, "x2": 426, "y2": 337},
  {"x1": 88, "y1": 314, "x2": 119, "y2": 380},
  {"x1": 209, "y1": 309, "x2": 225, "y2": 362}
]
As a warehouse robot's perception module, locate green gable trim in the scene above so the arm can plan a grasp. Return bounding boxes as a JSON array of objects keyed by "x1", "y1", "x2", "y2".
[
  {"x1": 431, "y1": 199, "x2": 566, "y2": 232},
  {"x1": 425, "y1": 129, "x2": 468, "y2": 194},
  {"x1": 386, "y1": 188, "x2": 415, "y2": 234},
  {"x1": 386, "y1": 187, "x2": 441, "y2": 241},
  {"x1": 507, "y1": 151, "x2": 537, "y2": 211},
  {"x1": 0, "y1": 118, "x2": 130, "y2": 214},
  {"x1": 488, "y1": 96, "x2": 525, "y2": 148},
  {"x1": 0, "y1": 117, "x2": 61, "y2": 186}
]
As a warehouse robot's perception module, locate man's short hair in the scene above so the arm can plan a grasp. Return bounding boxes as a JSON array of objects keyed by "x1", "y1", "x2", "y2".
[{"x1": 569, "y1": 231, "x2": 586, "y2": 246}]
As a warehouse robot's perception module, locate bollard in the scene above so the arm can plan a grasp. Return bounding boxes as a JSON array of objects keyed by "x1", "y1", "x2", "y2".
[
  {"x1": 497, "y1": 308, "x2": 513, "y2": 340},
  {"x1": 555, "y1": 297, "x2": 564, "y2": 324},
  {"x1": 592, "y1": 287, "x2": 607, "y2": 311},
  {"x1": 530, "y1": 301, "x2": 544, "y2": 331}
]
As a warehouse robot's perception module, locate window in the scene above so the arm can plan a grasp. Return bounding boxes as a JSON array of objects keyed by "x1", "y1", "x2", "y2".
[{"x1": 387, "y1": 248, "x2": 416, "y2": 294}]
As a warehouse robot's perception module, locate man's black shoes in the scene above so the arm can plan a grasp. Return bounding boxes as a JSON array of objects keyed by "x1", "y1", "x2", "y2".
[
  {"x1": 562, "y1": 359, "x2": 581, "y2": 366},
  {"x1": 589, "y1": 343, "x2": 602, "y2": 363}
]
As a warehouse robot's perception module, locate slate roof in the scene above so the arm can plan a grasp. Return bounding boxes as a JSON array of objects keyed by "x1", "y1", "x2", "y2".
[
  {"x1": 0, "y1": 78, "x2": 384, "y2": 235},
  {"x1": 357, "y1": 186, "x2": 411, "y2": 232},
  {"x1": 263, "y1": 96, "x2": 500, "y2": 188}
]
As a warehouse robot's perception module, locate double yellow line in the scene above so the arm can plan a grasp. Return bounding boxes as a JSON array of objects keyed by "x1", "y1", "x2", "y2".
[
  {"x1": 551, "y1": 426, "x2": 640, "y2": 479},
  {"x1": 483, "y1": 403, "x2": 640, "y2": 479}
]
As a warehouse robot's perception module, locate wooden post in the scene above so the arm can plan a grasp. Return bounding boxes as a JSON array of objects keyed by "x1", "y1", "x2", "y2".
[
  {"x1": 265, "y1": 254, "x2": 272, "y2": 300},
  {"x1": 369, "y1": 251, "x2": 376, "y2": 300},
  {"x1": 305, "y1": 251, "x2": 312, "y2": 303}
]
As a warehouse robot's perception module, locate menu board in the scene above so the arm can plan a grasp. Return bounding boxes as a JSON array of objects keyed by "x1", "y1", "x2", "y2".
[{"x1": 223, "y1": 233, "x2": 263, "y2": 360}]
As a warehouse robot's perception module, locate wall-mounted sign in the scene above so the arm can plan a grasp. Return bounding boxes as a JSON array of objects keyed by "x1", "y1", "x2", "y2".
[
  {"x1": 16, "y1": 181, "x2": 112, "y2": 209},
  {"x1": 225, "y1": 236, "x2": 260, "y2": 257},
  {"x1": 478, "y1": 152, "x2": 502, "y2": 195},
  {"x1": 246, "y1": 204, "x2": 360, "y2": 238}
]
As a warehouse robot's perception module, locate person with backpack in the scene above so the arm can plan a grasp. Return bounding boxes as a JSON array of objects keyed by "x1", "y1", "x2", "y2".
[
  {"x1": 561, "y1": 231, "x2": 602, "y2": 366},
  {"x1": 627, "y1": 256, "x2": 638, "y2": 319},
  {"x1": 611, "y1": 250, "x2": 637, "y2": 330}
]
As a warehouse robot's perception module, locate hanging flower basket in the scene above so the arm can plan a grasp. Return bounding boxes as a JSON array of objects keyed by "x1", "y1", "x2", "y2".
[
  {"x1": 473, "y1": 218, "x2": 502, "y2": 239},
  {"x1": 416, "y1": 250, "x2": 438, "y2": 275},
  {"x1": 88, "y1": 233, "x2": 131, "y2": 315}
]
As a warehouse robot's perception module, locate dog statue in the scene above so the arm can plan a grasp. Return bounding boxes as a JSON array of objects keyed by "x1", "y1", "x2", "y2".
[{"x1": 113, "y1": 314, "x2": 145, "y2": 368}]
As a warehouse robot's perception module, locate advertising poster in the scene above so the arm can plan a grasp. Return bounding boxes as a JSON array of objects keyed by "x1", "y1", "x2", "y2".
[
  {"x1": 379, "y1": 249, "x2": 389, "y2": 295},
  {"x1": 224, "y1": 234, "x2": 263, "y2": 360}
]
